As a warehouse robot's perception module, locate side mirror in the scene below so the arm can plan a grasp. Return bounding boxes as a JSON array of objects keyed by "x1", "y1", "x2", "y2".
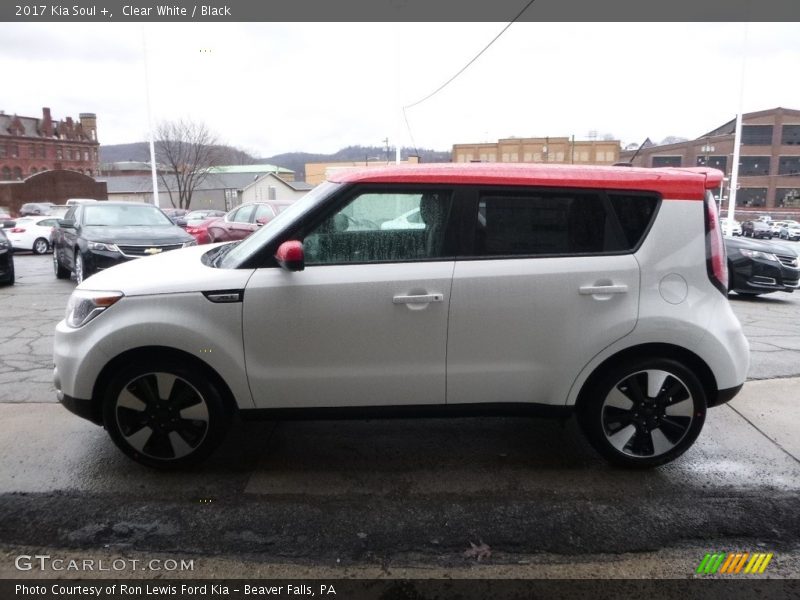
[
  {"x1": 176, "y1": 218, "x2": 187, "y2": 227},
  {"x1": 58, "y1": 219, "x2": 76, "y2": 229},
  {"x1": 1, "y1": 220, "x2": 15, "y2": 229},
  {"x1": 275, "y1": 240, "x2": 304, "y2": 272},
  {"x1": 256, "y1": 216, "x2": 271, "y2": 227}
]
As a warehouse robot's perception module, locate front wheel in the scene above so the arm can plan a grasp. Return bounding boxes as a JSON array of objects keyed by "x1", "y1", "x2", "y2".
[
  {"x1": 53, "y1": 253, "x2": 70, "y2": 279},
  {"x1": 102, "y1": 359, "x2": 231, "y2": 468},
  {"x1": 578, "y1": 358, "x2": 707, "y2": 468}
]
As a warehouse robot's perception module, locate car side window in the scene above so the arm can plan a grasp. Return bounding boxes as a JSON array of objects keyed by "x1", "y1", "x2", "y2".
[
  {"x1": 302, "y1": 191, "x2": 453, "y2": 265},
  {"x1": 230, "y1": 205, "x2": 255, "y2": 223},
  {"x1": 253, "y1": 204, "x2": 276, "y2": 222},
  {"x1": 467, "y1": 190, "x2": 658, "y2": 257}
]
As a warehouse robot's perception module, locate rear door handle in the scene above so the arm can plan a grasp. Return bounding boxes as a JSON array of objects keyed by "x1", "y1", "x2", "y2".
[
  {"x1": 393, "y1": 294, "x2": 444, "y2": 304},
  {"x1": 579, "y1": 285, "x2": 629, "y2": 295}
]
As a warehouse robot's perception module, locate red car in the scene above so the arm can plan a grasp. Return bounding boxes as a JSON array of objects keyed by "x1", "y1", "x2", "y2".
[
  {"x1": 185, "y1": 216, "x2": 222, "y2": 245},
  {"x1": 206, "y1": 201, "x2": 292, "y2": 243}
]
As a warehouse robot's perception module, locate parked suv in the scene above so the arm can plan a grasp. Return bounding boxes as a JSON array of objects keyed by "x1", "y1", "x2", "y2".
[
  {"x1": 54, "y1": 164, "x2": 749, "y2": 469},
  {"x1": 52, "y1": 201, "x2": 196, "y2": 283}
]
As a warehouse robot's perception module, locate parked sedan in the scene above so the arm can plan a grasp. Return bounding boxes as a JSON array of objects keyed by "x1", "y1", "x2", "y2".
[
  {"x1": 720, "y1": 217, "x2": 742, "y2": 237},
  {"x1": 726, "y1": 236, "x2": 799, "y2": 295},
  {"x1": 206, "y1": 201, "x2": 293, "y2": 243},
  {"x1": 0, "y1": 228, "x2": 14, "y2": 285},
  {"x1": 52, "y1": 201, "x2": 196, "y2": 283},
  {"x1": 741, "y1": 220, "x2": 773, "y2": 239},
  {"x1": 184, "y1": 216, "x2": 223, "y2": 245},
  {"x1": 6, "y1": 216, "x2": 60, "y2": 254}
]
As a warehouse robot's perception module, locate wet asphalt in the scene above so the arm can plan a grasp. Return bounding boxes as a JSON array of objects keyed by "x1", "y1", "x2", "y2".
[{"x1": 1, "y1": 252, "x2": 799, "y2": 576}]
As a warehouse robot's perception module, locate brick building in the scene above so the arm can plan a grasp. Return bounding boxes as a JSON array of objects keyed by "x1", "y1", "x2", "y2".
[
  {"x1": 452, "y1": 136, "x2": 620, "y2": 165},
  {"x1": 0, "y1": 107, "x2": 100, "y2": 181},
  {"x1": 620, "y1": 107, "x2": 800, "y2": 217}
]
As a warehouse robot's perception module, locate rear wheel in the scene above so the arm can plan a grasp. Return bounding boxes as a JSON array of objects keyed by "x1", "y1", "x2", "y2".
[
  {"x1": 102, "y1": 359, "x2": 231, "y2": 468},
  {"x1": 578, "y1": 358, "x2": 707, "y2": 468},
  {"x1": 33, "y1": 237, "x2": 50, "y2": 254},
  {"x1": 53, "y1": 253, "x2": 70, "y2": 279}
]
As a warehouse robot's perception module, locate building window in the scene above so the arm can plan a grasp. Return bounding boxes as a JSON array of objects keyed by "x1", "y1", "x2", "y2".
[
  {"x1": 736, "y1": 188, "x2": 767, "y2": 207},
  {"x1": 741, "y1": 125, "x2": 773, "y2": 145},
  {"x1": 10, "y1": 143, "x2": 19, "y2": 158},
  {"x1": 83, "y1": 150, "x2": 89, "y2": 161},
  {"x1": 781, "y1": 125, "x2": 800, "y2": 145},
  {"x1": 12, "y1": 167, "x2": 22, "y2": 180},
  {"x1": 652, "y1": 156, "x2": 682, "y2": 168},
  {"x1": 739, "y1": 156, "x2": 770, "y2": 176},
  {"x1": 776, "y1": 188, "x2": 800, "y2": 207},
  {"x1": 29, "y1": 145, "x2": 36, "y2": 159},
  {"x1": 696, "y1": 155, "x2": 728, "y2": 174},
  {"x1": 778, "y1": 156, "x2": 800, "y2": 175},
  {"x1": 31, "y1": 167, "x2": 37, "y2": 174},
  {"x1": 56, "y1": 148, "x2": 63, "y2": 160},
  {"x1": 0, "y1": 145, "x2": 5, "y2": 159},
  {"x1": 1, "y1": 167, "x2": 10, "y2": 180},
  {"x1": 39, "y1": 145, "x2": 46, "y2": 158},
  {"x1": 66, "y1": 148, "x2": 73, "y2": 160},
  {"x1": 92, "y1": 149, "x2": 98, "y2": 161}
]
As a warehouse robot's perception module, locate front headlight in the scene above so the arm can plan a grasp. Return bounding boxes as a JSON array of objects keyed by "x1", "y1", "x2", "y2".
[
  {"x1": 740, "y1": 249, "x2": 778, "y2": 262},
  {"x1": 65, "y1": 290, "x2": 124, "y2": 328},
  {"x1": 183, "y1": 239, "x2": 197, "y2": 247},
  {"x1": 87, "y1": 241, "x2": 119, "y2": 252}
]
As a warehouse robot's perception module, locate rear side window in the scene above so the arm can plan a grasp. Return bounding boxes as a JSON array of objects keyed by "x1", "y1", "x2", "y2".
[
  {"x1": 468, "y1": 189, "x2": 658, "y2": 257},
  {"x1": 608, "y1": 194, "x2": 659, "y2": 249}
]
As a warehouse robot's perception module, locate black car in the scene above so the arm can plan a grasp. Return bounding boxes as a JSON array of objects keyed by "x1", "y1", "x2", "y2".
[
  {"x1": 52, "y1": 202, "x2": 196, "y2": 284},
  {"x1": 0, "y1": 228, "x2": 14, "y2": 286},
  {"x1": 741, "y1": 220, "x2": 773, "y2": 239},
  {"x1": 726, "y1": 236, "x2": 799, "y2": 295}
]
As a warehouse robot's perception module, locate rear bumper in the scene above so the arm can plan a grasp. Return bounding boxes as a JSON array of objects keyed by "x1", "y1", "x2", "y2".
[{"x1": 709, "y1": 383, "x2": 744, "y2": 408}]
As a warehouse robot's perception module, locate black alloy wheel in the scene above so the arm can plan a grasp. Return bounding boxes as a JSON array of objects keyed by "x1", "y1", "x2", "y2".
[
  {"x1": 103, "y1": 360, "x2": 230, "y2": 468},
  {"x1": 578, "y1": 358, "x2": 706, "y2": 468}
]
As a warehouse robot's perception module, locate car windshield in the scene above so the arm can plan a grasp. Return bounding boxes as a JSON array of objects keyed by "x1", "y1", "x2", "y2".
[
  {"x1": 83, "y1": 204, "x2": 174, "y2": 227},
  {"x1": 217, "y1": 181, "x2": 339, "y2": 269}
]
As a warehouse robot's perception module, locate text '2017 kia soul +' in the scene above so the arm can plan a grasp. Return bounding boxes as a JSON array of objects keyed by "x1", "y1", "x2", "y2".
[{"x1": 54, "y1": 164, "x2": 749, "y2": 469}]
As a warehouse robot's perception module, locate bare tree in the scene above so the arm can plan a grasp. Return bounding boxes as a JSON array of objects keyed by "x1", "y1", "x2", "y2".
[{"x1": 154, "y1": 119, "x2": 222, "y2": 209}]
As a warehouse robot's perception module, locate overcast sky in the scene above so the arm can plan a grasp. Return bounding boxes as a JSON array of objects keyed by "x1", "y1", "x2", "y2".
[{"x1": 1, "y1": 22, "x2": 799, "y2": 157}]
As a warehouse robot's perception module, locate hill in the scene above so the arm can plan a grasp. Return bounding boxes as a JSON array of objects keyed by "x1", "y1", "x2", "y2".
[{"x1": 99, "y1": 143, "x2": 451, "y2": 181}]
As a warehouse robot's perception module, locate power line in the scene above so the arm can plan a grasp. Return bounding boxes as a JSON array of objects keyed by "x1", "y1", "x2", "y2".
[{"x1": 402, "y1": 0, "x2": 537, "y2": 156}]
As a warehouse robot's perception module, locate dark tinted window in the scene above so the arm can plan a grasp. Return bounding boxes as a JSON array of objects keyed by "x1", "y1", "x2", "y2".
[
  {"x1": 736, "y1": 188, "x2": 767, "y2": 207},
  {"x1": 739, "y1": 156, "x2": 770, "y2": 176},
  {"x1": 778, "y1": 156, "x2": 800, "y2": 175},
  {"x1": 696, "y1": 155, "x2": 727, "y2": 174},
  {"x1": 652, "y1": 156, "x2": 682, "y2": 168},
  {"x1": 472, "y1": 191, "x2": 633, "y2": 257},
  {"x1": 608, "y1": 194, "x2": 659, "y2": 249},
  {"x1": 782, "y1": 125, "x2": 800, "y2": 145},
  {"x1": 742, "y1": 125, "x2": 773, "y2": 145}
]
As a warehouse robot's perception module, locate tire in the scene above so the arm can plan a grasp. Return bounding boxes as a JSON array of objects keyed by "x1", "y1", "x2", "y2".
[
  {"x1": 0, "y1": 260, "x2": 13, "y2": 286},
  {"x1": 32, "y1": 237, "x2": 50, "y2": 255},
  {"x1": 577, "y1": 357, "x2": 707, "y2": 468},
  {"x1": 74, "y1": 251, "x2": 93, "y2": 284},
  {"x1": 53, "y1": 253, "x2": 70, "y2": 279},
  {"x1": 102, "y1": 359, "x2": 231, "y2": 468}
]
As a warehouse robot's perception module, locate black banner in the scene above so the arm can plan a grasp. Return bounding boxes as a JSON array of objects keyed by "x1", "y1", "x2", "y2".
[
  {"x1": 1, "y1": 0, "x2": 799, "y2": 23},
  {"x1": 3, "y1": 579, "x2": 800, "y2": 600}
]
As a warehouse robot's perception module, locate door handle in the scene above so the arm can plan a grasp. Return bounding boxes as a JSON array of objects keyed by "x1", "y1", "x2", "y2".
[
  {"x1": 579, "y1": 284, "x2": 629, "y2": 295},
  {"x1": 393, "y1": 294, "x2": 444, "y2": 304}
]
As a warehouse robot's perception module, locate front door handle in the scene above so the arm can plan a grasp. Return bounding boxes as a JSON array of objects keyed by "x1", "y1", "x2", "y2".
[
  {"x1": 579, "y1": 284, "x2": 629, "y2": 295},
  {"x1": 393, "y1": 294, "x2": 444, "y2": 304}
]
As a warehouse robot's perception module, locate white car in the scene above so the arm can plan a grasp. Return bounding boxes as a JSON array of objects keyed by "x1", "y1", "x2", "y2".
[
  {"x1": 720, "y1": 217, "x2": 742, "y2": 237},
  {"x1": 379, "y1": 207, "x2": 425, "y2": 230},
  {"x1": 778, "y1": 220, "x2": 800, "y2": 241},
  {"x1": 6, "y1": 216, "x2": 60, "y2": 254},
  {"x1": 54, "y1": 163, "x2": 749, "y2": 469}
]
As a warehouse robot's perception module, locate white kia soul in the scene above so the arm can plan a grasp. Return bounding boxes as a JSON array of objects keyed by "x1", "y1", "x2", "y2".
[{"x1": 54, "y1": 163, "x2": 749, "y2": 468}]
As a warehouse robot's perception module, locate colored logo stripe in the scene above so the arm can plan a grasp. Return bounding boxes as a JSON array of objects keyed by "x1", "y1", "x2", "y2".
[{"x1": 697, "y1": 552, "x2": 773, "y2": 574}]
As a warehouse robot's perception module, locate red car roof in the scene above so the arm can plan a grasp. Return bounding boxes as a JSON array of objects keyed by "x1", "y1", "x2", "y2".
[{"x1": 328, "y1": 163, "x2": 723, "y2": 201}]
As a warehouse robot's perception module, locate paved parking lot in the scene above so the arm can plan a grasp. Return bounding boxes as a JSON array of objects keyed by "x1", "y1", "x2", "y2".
[{"x1": 1, "y1": 252, "x2": 799, "y2": 578}]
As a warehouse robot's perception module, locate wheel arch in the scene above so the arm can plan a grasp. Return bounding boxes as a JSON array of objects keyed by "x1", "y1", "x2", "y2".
[
  {"x1": 574, "y1": 343, "x2": 719, "y2": 412},
  {"x1": 90, "y1": 346, "x2": 240, "y2": 423}
]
